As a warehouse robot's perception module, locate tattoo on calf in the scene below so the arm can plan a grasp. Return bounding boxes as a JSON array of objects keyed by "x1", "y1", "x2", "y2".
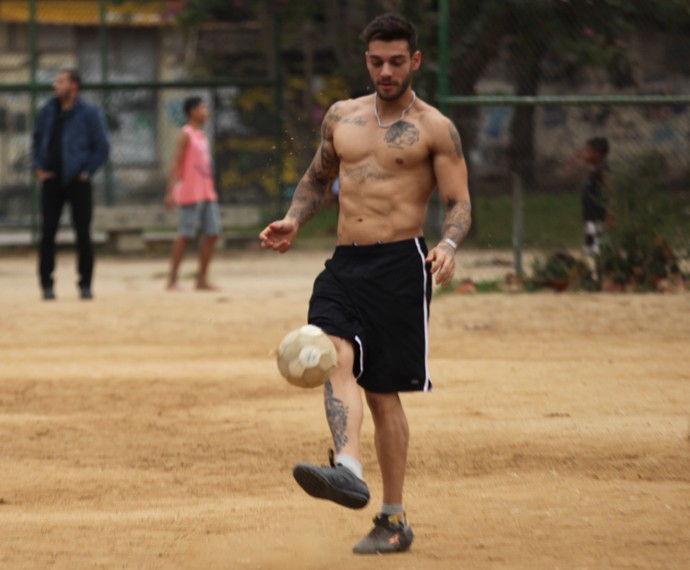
[
  {"x1": 324, "y1": 380, "x2": 349, "y2": 453},
  {"x1": 449, "y1": 122, "x2": 464, "y2": 159},
  {"x1": 385, "y1": 120, "x2": 420, "y2": 149}
]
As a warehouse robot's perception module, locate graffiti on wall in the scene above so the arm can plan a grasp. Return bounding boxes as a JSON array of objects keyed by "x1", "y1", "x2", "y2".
[{"x1": 472, "y1": 82, "x2": 690, "y2": 189}]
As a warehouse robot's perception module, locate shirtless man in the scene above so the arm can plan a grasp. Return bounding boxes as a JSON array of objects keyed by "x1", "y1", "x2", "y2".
[{"x1": 259, "y1": 13, "x2": 471, "y2": 554}]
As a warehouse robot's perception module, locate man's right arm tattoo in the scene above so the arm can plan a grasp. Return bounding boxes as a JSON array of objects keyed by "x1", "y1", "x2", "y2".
[
  {"x1": 324, "y1": 380, "x2": 348, "y2": 453},
  {"x1": 286, "y1": 112, "x2": 339, "y2": 226},
  {"x1": 286, "y1": 160, "x2": 330, "y2": 226}
]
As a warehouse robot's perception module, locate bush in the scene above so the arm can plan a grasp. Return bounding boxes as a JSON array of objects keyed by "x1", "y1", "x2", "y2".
[
  {"x1": 530, "y1": 251, "x2": 597, "y2": 292},
  {"x1": 529, "y1": 152, "x2": 685, "y2": 292},
  {"x1": 600, "y1": 153, "x2": 681, "y2": 290}
]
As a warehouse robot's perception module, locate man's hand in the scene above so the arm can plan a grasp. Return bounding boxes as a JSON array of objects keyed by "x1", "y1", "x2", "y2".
[
  {"x1": 426, "y1": 243, "x2": 456, "y2": 287},
  {"x1": 259, "y1": 218, "x2": 299, "y2": 254},
  {"x1": 35, "y1": 169, "x2": 55, "y2": 181}
]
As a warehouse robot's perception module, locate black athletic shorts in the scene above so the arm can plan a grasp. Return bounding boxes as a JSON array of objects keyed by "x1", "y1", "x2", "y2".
[{"x1": 308, "y1": 237, "x2": 432, "y2": 394}]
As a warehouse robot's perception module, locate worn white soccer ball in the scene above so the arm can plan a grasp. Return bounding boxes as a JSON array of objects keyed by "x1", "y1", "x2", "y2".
[{"x1": 277, "y1": 325, "x2": 337, "y2": 388}]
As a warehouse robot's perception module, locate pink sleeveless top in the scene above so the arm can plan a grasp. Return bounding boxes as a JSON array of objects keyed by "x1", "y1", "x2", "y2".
[{"x1": 174, "y1": 125, "x2": 217, "y2": 205}]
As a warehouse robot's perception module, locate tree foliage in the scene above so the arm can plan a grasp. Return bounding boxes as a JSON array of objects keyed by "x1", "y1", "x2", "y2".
[
  {"x1": 442, "y1": 0, "x2": 690, "y2": 186},
  {"x1": 173, "y1": 0, "x2": 259, "y2": 27},
  {"x1": 168, "y1": 0, "x2": 690, "y2": 197}
]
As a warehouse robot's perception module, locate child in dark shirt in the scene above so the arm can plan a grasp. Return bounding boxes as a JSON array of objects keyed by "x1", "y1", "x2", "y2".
[{"x1": 581, "y1": 137, "x2": 611, "y2": 256}]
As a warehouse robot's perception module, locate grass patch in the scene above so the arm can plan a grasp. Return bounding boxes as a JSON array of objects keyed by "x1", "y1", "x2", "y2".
[
  {"x1": 291, "y1": 194, "x2": 586, "y2": 249},
  {"x1": 473, "y1": 279, "x2": 504, "y2": 293},
  {"x1": 434, "y1": 278, "x2": 509, "y2": 296},
  {"x1": 465, "y1": 193, "x2": 582, "y2": 249},
  {"x1": 257, "y1": 190, "x2": 689, "y2": 252}
]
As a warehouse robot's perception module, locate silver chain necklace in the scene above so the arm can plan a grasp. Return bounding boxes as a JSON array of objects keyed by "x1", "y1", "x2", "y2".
[{"x1": 374, "y1": 91, "x2": 417, "y2": 128}]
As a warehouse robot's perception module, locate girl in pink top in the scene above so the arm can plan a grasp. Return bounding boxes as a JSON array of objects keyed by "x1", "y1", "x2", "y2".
[
  {"x1": 172, "y1": 123, "x2": 217, "y2": 205},
  {"x1": 165, "y1": 97, "x2": 221, "y2": 291}
]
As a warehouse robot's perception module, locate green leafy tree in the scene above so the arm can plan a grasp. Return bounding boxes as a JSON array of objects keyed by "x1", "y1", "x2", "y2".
[{"x1": 445, "y1": 0, "x2": 690, "y2": 189}]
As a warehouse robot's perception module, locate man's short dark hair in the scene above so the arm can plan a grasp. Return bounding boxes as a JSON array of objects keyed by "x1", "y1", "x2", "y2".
[
  {"x1": 59, "y1": 67, "x2": 81, "y2": 89},
  {"x1": 183, "y1": 96, "x2": 203, "y2": 117},
  {"x1": 362, "y1": 13, "x2": 418, "y2": 53},
  {"x1": 587, "y1": 137, "x2": 610, "y2": 158}
]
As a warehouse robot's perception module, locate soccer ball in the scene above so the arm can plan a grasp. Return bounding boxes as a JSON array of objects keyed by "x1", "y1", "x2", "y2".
[{"x1": 277, "y1": 325, "x2": 337, "y2": 388}]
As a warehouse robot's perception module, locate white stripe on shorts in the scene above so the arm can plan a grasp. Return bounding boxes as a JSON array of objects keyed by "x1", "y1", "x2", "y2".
[
  {"x1": 414, "y1": 238, "x2": 431, "y2": 391},
  {"x1": 354, "y1": 335, "x2": 364, "y2": 380}
]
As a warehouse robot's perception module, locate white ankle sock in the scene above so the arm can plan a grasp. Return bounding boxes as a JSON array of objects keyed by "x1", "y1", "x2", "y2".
[
  {"x1": 335, "y1": 453, "x2": 363, "y2": 480},
  {"x1": 381, "y1": 503, "x2": 404, "y2": 516}
]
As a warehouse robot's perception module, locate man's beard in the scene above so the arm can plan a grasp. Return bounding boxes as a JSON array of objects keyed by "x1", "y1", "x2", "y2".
[
  {"x1": 57, "y1": 90, "x2": 74, "y2": 104},
  {"x1": 376, "y1": 73, "x2": 412, "y2": 102}
]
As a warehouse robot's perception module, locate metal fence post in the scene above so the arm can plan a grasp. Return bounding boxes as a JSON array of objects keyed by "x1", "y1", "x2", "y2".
[
  {"x1": 428, "y1": 0, "x2": 450, "y2": 237},
  {"x1": 273, "y1": 12, "x2": 284, "y2": 214},
  {"x1": 29, "y1": 0, "x2": 38, "y2": 243},
  {"x1": 99, "y1": 0, "x2": 114, "y2": 205},
  {"x1": 512, "y1": 172, "x2": 524, "y2": 280},
  {"x1": 438, "y1": 0, "x2": 449, "y2": 117}
]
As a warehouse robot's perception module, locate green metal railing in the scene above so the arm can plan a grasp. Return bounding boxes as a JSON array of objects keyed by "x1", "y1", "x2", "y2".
[
  {"x1": 436, "y1": 0, "x2": 690, "y2": 275},
  {"x1": 0, "y1": 0, "x2": 285, "y2": 240},
  {"x1": 439, "y1": 94, "x2": 690, "y2": 107}
]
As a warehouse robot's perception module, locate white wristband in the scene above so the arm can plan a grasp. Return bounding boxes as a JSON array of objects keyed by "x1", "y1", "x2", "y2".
[{"x1": 440, "y1": 237, "x2": 458, "y2": 251}]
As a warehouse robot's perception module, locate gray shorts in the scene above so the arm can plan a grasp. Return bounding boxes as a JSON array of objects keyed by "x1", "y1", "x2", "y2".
[{"x1": 178, "y1": 200, "x2": 221, "y2": 238}]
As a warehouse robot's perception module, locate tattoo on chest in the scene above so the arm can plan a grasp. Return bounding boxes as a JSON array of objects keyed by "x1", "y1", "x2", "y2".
[
  {"x1": 343, "y1": 162, "x2": 393, "y2": 184},
  {"x1": 329, "y1": 111, "x2": 368, "y2": 127},
  {"x1": 385, "y1": 120, "x2": 420, "y2": 149}
]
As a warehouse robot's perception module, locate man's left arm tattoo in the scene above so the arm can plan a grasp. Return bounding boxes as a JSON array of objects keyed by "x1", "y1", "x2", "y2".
[
  {"x1": 441, "y1": 198, "x2": 472, "y2": 245},
  {"x1": 449, "y1": 122, "x2": 464, "y2": 159}
]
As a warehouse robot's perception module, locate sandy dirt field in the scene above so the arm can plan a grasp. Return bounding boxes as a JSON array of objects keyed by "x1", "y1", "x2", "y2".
[{"x1": 0, "y1": 247, "x2": 689, "y2": 570}]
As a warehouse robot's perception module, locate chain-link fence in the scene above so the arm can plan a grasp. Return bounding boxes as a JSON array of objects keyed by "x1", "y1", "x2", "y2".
[
  {"x1": 444, "y1": 99, "x2": 690, "y2": 251},
  {"x1": 438, "y1": 0, "x2": 690, "y2": 263},
  {"x1": 2, "y1": 0, "x2": 689, "y2": 265},
  {"x1": 0, "y1": 0, "x2": 283, "y2": 234}
]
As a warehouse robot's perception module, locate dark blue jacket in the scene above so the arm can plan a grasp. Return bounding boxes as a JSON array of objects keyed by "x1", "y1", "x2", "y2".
[{"x1": 32, "y1": 96, "x2": 110, "y2": 185}]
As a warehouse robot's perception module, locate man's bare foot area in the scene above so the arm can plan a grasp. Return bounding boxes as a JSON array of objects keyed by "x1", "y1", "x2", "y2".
[
  {"x1": 196, "y1": 282, "x2": 219, "y2": 291},
  {"x1": 167, "y1": 283, "x2": 183, "y2": 291}
]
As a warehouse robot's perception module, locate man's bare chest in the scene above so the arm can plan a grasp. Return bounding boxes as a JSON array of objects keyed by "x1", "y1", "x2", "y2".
[{"x1": 333, "y1": 119, "x2": 430, "y2": 170}]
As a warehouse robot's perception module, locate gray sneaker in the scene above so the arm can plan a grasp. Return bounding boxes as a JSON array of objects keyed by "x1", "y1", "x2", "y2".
[
  {"x1": 293, "y1": 451, "x2": 370, "y2": 509},
  {"x1": 353, "y1": 513, "x2": 414, "y2": 554}
]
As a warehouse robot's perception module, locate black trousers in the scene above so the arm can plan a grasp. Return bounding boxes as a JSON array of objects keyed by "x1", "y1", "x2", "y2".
[{"x1": 39, "y1": 178, "x2": 93, "y2": 289}]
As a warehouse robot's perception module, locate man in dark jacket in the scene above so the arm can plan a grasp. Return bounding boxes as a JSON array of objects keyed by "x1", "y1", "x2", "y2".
[{"x1": 32, "y1": 68, "x2": 110, "y2": 300}]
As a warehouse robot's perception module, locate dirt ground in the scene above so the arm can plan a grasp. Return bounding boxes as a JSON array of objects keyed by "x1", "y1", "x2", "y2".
[{"x1": 0, "y1": 247, "x2": 689, "y2": 570}]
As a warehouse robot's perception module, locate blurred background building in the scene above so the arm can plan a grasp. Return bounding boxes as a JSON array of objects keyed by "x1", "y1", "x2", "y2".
[{"x1": 1, "y1": 0, "x2": 688, "y2": 255}]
